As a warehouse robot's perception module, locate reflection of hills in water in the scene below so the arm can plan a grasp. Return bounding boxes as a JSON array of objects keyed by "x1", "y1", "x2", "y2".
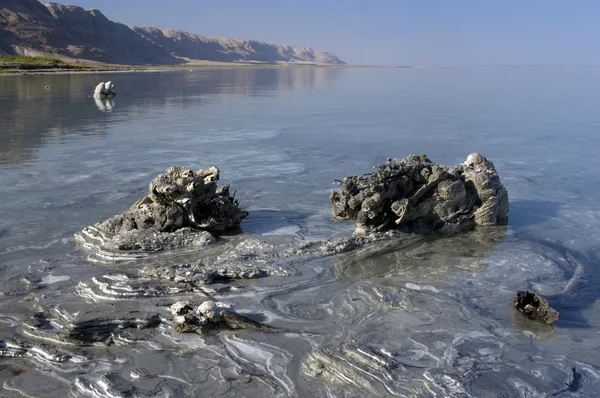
[
  {"x1": 332, "y1": 226, "x2": 508, "y2": 282},
  {"x1": 0, "y1": 68, "x2": 343, "y2": 166}
]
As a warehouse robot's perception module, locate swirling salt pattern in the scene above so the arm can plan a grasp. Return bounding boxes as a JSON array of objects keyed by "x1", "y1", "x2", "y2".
[{"x1": 2, "y1": 68, "x2": 600, "y2": 396}]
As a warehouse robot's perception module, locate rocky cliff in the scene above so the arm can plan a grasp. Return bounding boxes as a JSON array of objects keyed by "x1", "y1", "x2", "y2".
[
  {"x1": 0, "y1": 0, "x2": 345, "y2": 65},
  {"x1": 0, "y1": 0, "x2": 179, "y2": 64},
  {"x1": 131, "y1": 27, "x2": 345, "y2": 65}
]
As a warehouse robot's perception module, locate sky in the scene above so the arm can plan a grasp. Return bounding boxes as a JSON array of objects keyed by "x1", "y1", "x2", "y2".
[{"x1": 50, "y1": 0, "x2": 600, "y2": 66}]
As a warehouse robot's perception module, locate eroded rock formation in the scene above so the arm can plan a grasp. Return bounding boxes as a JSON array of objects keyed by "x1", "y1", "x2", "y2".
[
  {"x1": 331, "y1": 153, "x2": 508, "y2": 235},
  {"x1": 513, "y1": 290, "x2": 559, "y2": 325},
  {"x1": 75, "y1": 166, "x2": 247, "y2": 259}
]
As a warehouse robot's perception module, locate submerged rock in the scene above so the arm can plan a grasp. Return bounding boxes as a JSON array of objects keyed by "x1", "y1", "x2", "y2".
[
  {"x1": 170, "y1": 300, "x2": 273, "y2": 334},
  {"x1": 23, "y1": 304, "x2": 162, "y2": 345},
  {"x1": 0, "y1": 341, "x2": 28, "y2": 358},
  {"x1": 303, "y1": 344, "x2": 405, "y2": 396},
  {"x1": 140, "y1": 261, "x2": 274, "y2": 286},
  {"x1": 331, "y1": 153, "x2": 508, "y2": 235},
  {"x1": 75, "y1": 166, "x2": 247, "y2": 259},
  {"x1": 513, "y1": 290, "x2": 559, "y2": 325}
]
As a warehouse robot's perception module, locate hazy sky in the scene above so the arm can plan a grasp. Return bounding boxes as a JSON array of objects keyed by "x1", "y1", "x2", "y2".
[{"x1": 51, "y1": 0, "x2": 599, "y2": 66}]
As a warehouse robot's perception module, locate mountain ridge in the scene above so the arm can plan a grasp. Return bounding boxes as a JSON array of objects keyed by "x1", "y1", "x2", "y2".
[
  {"x1": 131, "y1": 27, "x2": 345, "y2": 65},
  {"x1": 0, "y1": 0, "x2": 345, "y2": 65}
]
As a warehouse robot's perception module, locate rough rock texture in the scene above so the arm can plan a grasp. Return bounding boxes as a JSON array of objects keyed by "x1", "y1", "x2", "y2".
[
  {"x1": 0, "y1": 0, "x2": 345, "y2": 65},
  {"x1": 331, "y1": 153, "x2": 509, "y2": 235},
  {"x1": 132, "y1": 27, "x2": 346, "y2": 65},
  {"x1": 513, "y1": 290, "x2": 560, "y2": 325},
  {"x1": 75, "y1": 166, "x2": 247, "y2": 258},
  {"x1": 170, "y1": 300, "x2": 273, "y2": 335}
]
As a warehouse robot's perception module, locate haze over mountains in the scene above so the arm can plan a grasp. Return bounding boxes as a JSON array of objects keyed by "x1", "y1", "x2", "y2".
[{"x1": 0, "y1": 0, "x2": 345, "y2": 65}]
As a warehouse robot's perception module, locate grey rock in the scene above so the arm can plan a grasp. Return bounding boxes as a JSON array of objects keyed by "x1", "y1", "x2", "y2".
[
  {"x1": 513, "y1": 290, "x2": 560, "y2": 325},
  {"x1": 197, "y1": 300, "x2": 219, "y2": 321},
  {"x1": 331, "y1": 153, "x2": 508, "y2": 235},
  {"x1": 75, "y1": 166, "x2": 247, "y2": 260}
]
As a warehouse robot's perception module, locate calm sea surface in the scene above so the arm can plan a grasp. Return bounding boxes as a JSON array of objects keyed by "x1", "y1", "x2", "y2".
[{"x1": 1, "y1": 67, "x2": 600, "y2": 396}]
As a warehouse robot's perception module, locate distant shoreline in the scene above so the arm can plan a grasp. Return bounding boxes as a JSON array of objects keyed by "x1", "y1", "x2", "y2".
[{"x1": 0, "y1": 62, "x2": 411, "y2": 76}]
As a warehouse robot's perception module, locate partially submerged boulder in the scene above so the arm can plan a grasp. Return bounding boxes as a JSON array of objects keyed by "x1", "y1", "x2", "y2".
[
  {"x1": 331, "y1": 153, "x2": 508, "y2": 235},
  {"x1": 513, "y1": 290, "x2": 559, "y2": 325},
  {"x1": 170, "y1": 300, "x2": 273, "y2": 334},
  {"x1": 94, "y1": 81, "x2": 117, "y2": 98},
  {"x1": 75, "y1": 166, "x2": 247, "y2": 259}
]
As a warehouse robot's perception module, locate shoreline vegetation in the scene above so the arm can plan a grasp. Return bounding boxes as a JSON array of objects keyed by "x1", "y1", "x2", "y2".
[{"x1": 0, "y1": 55, "x2": 409, "y2": 76}]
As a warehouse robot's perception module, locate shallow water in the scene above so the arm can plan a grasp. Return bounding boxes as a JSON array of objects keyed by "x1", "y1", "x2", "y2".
[{"x1": 1, "y1": 67, "x2": 600, "y2": 397}]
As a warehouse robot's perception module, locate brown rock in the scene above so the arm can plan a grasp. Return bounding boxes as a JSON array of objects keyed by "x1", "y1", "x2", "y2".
[{"x1": 513, "y1": 290, "x2": 559, "y2": 325}]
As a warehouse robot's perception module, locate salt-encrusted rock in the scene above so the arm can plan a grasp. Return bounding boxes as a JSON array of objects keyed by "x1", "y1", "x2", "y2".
[
  {"x1": 170, "y1": 301, "x2": 193, "y2": 316},
  {"x1": 331, "y1": 153, "x2": 508, "y2": 235},
  {"x1": 94, "y1": 81, "x2": 117, "y2": 98},
  {"x1": 75, "y1": 166, "x2": 247, "y2": 260},
  {"x1": 197, "y1": 300, "x2": 220, "y2": 321},
  {"x1": 513, "y1": 290, "x2": 559, "y2": 325},
  {"x1": 170, "y1": 300, "x2": 272, "y2": 335}
]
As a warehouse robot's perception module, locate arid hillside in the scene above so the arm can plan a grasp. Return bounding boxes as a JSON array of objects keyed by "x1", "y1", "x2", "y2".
[{"x1": 0, "y1": 0, "x2": 345, "y2": 65}]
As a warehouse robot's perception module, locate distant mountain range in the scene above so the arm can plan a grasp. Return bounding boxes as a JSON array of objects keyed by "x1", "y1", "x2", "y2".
[{"x1": 0, "y1": 0, "x2": 345, "y2": 65}]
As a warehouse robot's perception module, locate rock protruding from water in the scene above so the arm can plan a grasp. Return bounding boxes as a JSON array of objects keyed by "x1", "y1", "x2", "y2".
[
  {"x1": 513, "y1": 290, "x2": 559, "y2": 325},
  {"x1": 331, "y1": 153, "x2": 509, "y2": 235},
  {"x1": 75, "y1": 166, "x2": 247, "y2": 260},
  {"x1": 170, "y1": 300, "x2": 273, "y2": 334},
  {"x1": 94, "y1": 81, "x2": 117, "y2": 98}
]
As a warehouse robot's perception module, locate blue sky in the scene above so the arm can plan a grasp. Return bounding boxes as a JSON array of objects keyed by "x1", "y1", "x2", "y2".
[{"x1": 51, "y1": 0, "x2": 599, "y2": 66}]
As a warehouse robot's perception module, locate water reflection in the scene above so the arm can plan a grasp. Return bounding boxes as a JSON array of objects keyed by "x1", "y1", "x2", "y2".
[
  {"x1": 0, "y1": 68, "x2": 343, "y2": 166},
  {"x1": 94, "y1": 96, "x2": 115, "y2": 113},
  {"x1": 332, "y1": 226, "x2": 508, "y2": 282},
  {"x1": 513, "y1": 311, "x2": 557, "y2": 340}
]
